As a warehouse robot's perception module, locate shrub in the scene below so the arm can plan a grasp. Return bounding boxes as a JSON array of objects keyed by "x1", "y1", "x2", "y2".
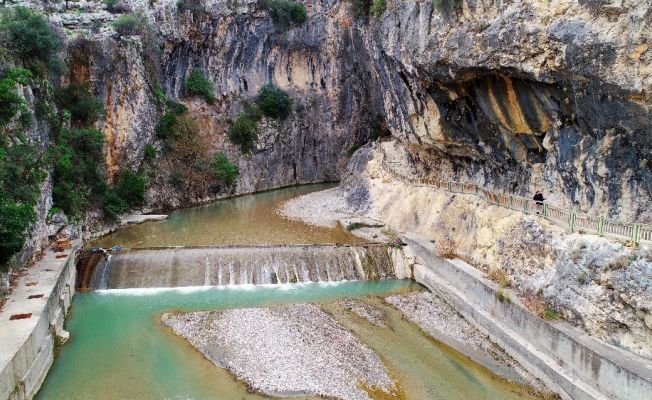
[
  {"x1": 255, "y1": 83, "x2": 292, "y2": 119},
  {"x1": 54, "y1": 83, "x2": 103, "y2": 126},
  {"x1": 0, "y1": 141, "x2": 45, "y2": 264},
  {"x1": 143, "y1": 144, "x2": 157, "y2": 160},
  {"x1": 50, "y1": 128, "x2": 106, "y2": 218},
  {"x1": 112, "y1": 170, "x2": 145, "y2": 207},
  {"x1": 185, "y1": 69, "x2": 215, "y2": 102},
  {"x1": 434, "y1": 238, "x2": 458, "y2": 259},
  {"x1": 102, "y1": 189, "x2": 128, "y2": 220},
  {"x1": 348, "y1": 0, "x2": 371, "y2": 17},
  {"x1": 370, "y1": 0, "x2": 386, "y2": 17},
  {"x1": 0, "y1": 7, "x2": 60, "y2": 66},
  {"x1": 227, "y1": 113, "x2": 258, "y2": 153},
  {"x1": 112, "y1": 12, "x2": 148, "y2": 36},
  {"x1": 265, "y1": 0, "x2": 308, "y2": 28},
  {"x1": 0, "y1": 68, "x2": 31, "y2": 130},
  {"x1": 543, "y1": 305, "x2": 560, "y2": 320},
  {"x1": 104, "y1": 0, "x2": 132, "y2": 13},
  {"x1": 432, "y1": 0, "x2": 463, "y2": 18},
  {"x1": 496, "y1": 288, "x2": 510, "y2": 303},
  {"x1": 211, "y1": 152, "x2": 239, "y2": 186}
]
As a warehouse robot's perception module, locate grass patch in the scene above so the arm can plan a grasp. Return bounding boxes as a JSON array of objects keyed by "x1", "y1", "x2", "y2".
[{"x1": 346, "y1": 222, "x2": 383, "y2": 231}]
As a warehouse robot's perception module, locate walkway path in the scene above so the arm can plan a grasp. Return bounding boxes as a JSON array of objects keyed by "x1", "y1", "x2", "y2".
[{"x1": 381, "y1": 151, "x2": 652, "y2": 245}]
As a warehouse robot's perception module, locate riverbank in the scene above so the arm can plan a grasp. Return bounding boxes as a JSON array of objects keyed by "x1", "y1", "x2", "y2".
[{"x1": 0, "y1": 243, "x2": 80, "y2": 400}]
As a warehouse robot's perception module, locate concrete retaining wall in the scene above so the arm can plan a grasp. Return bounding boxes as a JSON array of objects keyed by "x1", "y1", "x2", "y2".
[
  {"x1": 404, "y1": 235, "x2": 652, "y2": 400},
  {"x1": 0, "y1": 246, "x2": 79, "y2": 400}
]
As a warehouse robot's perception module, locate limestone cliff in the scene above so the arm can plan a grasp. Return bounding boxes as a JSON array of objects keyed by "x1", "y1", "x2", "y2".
[
  {"x1": 30, "y1": 0, "x2": 652, "y2": 220},
  {"x1": 364, "y1": 0, "x2": 652, "y2": 222}
]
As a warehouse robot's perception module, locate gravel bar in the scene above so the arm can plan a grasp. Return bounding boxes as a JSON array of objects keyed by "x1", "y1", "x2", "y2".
[{"x1": 162, "y1": 303, "x2": 393, "y2": 400}]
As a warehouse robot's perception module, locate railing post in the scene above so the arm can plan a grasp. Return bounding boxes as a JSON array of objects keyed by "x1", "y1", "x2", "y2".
[
  {"x1": 447, "y1": 181, "x2": 452, "y2": 191},
  {"x1": 598, "y1": 216, "x2": 605, "y2": 236},
  {"x1": 633, "y1": 224, "x2": 640, "y2": 243},
  {"x1": 524, "y1": 200, "x2": 529, "y2": 213},
  {"x1": 509, "y1": 195, "x2": 514, "y2": 208},
  {"x1": 542, "y1": 203, "x2": 548, "y2": 217},
  {"x1": 570, "y1": 213, "x2": 576, "y2": 232}
]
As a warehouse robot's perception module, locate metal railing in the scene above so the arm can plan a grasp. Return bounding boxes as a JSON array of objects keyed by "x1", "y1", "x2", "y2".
[{"x1": 380, "y1": 157, "x2": 652, "y2": 245}]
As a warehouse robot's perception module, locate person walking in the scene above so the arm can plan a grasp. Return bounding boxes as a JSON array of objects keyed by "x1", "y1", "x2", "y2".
[{"x1": 533, "y1": 190, "x2": 545, "y2": 214}]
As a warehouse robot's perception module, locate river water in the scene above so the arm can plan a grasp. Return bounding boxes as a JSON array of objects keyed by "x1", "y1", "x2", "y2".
[
  {"x1": 38, "y1": 185, "x2": 548, "y2": 399},
  {"x1": 91, "y1": 184, "x2": 363, "y2": 249},
  {"x1": 36, "y1": 281, "x2": 544, "y2": 400}
]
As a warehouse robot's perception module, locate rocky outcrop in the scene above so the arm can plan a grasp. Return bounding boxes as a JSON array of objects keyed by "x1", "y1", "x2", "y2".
[
  {"x1": 339, "y1": 142, "x2": 652, "y2": 359},
  {"x1": 364, "y1": 0, "x2": 652, "y2": 222},
  {"x1": 18, "y1": 0, "x2": 651, "y2": 222}
]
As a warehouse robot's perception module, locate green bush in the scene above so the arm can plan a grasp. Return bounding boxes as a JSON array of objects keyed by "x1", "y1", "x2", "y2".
[
  {"x1": 54, "y1": 83, "x2": 103, "y2": 126},
  {"x1": 112, "y1": 12, "x2": 148, "y2": 36},
  {"x1": 185, "y1": 69, "x2": 215, "y2": 102},
  {"x1": 0, "y1": 7, "x2": 60, "y2": 66},
  {"x1": 265, "y1": 0, "x2": 308, "y2": 28},
  {"x1": 50, "y1": 128, "x2": 106, "y2": 218},
  {"x1": 143, "y1": 144, "x2": 157, "y2": 160},
  {"x1": 543, "y1": 305, "x2": 560, "y2": 320},
  {"x1": 211, "y1": 152, "x2": 239, "y2": 186},
  {"x1": 370, "y1": 0, "x2": 386, "y2": 17},
  {"x1": 227, "y1": 114, "x2": 258, "y2": 153},
  {"x1": 0, "y1": 68, "x2": 31, "y2": 130},
  {"x1": 113, "y1": 170, "x2": 145, "y2": 207},
  {"x1": 255, "y1": 83, "x2": 292, "y2": 119},
  {"x1": 102, "y1": 189, "x2": 128, "y2": 220},
  {"x1": 0, "y1": 141, "x2": 45, "y2": 265}
]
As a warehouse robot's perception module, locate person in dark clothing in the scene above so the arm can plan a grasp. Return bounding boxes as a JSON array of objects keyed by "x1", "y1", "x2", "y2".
[{"x1": 533, "y1": 191, "x2": 545, "y2": 214}]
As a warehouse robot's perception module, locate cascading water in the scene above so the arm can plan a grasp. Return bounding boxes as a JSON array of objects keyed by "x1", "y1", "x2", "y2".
[{"x1": 90, "y1": 245, "x2": 395, "y2": 290}]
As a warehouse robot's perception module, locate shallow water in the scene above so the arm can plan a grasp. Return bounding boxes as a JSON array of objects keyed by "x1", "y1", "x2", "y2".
[
  {"x1": 91, "y1": 184, "x2": 364, "y2": 249},
  {"x1": 37, "y1": 281, "x2": 545, "y2": 400}
]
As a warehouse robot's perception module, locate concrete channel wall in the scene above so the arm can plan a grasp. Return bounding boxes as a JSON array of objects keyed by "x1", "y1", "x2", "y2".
[
  {"x1": 404, "y1": 235, "x2": 652, "y2": 400},
  {"x1": 0, "y1": 246, "x2": 79, "y2": 400}
]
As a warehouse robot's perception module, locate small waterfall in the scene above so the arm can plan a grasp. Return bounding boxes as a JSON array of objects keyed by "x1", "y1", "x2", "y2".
[
  {"x1": 93, "y1": 245, "x2": 396, "y2": 290},
  {"x1": 203, "y1": 256, "x2": 211, "y2": 286},
  {"x1": 96, "y1": 254, "x2": 112, "y2": 290}
]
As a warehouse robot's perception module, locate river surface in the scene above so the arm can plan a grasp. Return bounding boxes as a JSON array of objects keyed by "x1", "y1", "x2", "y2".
[
  {"x1": 37, "y1": 281, "x2": 543, "y2": 400},
  {"x1": 92, "y1": 184, "x2": 363, "y2": 249}
]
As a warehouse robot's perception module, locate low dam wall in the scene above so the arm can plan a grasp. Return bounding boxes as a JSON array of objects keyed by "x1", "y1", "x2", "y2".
[
  {"x1": 404, "y1": 234, "x2": 652, "y2": 400},
  {"x1": 83, "y1": 244, "x2": 395, "y2": 290},
  {"x1": 0, "y1": 245, "x2": 80, "y2": 400}
]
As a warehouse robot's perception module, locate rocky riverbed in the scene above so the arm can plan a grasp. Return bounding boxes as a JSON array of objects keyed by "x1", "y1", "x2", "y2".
[{"x1": 161, "y1": 304, "x2": 394, "y2": 400}]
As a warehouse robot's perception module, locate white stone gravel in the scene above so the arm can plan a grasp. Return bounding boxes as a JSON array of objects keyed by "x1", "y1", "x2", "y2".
[
  {"x1": 162, "y1": 304, "x2": 393, "y2": 400},
  {"x1": 338, "y1": 298, "x2": 387, "y2": 328},
  {"x1": 278, "y1": 187, "x2": 353, "y2": 228}
]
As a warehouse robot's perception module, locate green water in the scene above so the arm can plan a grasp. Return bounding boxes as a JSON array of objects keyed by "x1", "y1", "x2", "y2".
[
  {"x1": 91, "y1": 184, "x2": 364, "y2": 249},
  {"x1": 37, "y1": 281, "x2": 544, "y2": 400}
]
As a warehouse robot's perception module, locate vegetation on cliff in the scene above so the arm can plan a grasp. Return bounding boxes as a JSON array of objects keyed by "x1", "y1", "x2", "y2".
[
  {"x1": 265, "y1": 0, "x2": 307, "y2": 28},
  {"x1": 0, "y1": 7, "x2": 60, "y2": 266},
  {"x1": 211, "y1": 152, "x2": 239, "y2": 186},
  {"x1": 228, "y1": 84, "x2": 294, "y2": 153},
  {"x1": 185, "y1": 69, "x2": 215, "y2": 103}
]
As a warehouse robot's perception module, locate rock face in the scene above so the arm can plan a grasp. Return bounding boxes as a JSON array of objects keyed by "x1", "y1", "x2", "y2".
[
  {"x1": 338, "y1": 142, "x2": 652, "y2": 359},
  {"x1": 18, "y1": 0, "x2": 651, "y2": 221},
  {"x1": 364, "y1": 0, "x2": 652, "y2": 222}
]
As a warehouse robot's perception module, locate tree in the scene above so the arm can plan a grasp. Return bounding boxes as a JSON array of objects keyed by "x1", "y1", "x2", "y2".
[
  {"x1": 255, "y1": 83, "x2": 292, "y2": 119},
  {"x1": 0, "y1": 7, "x2": 60, "y2": 66}
]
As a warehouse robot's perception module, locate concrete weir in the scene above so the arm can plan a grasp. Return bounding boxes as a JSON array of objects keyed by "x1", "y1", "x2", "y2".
[
  {"x1": 403, "y1": 234, "x2": 652, "y2": 400},
  {"x1": 83, "y1": 244, "x2": 395, "y2": 290}
]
